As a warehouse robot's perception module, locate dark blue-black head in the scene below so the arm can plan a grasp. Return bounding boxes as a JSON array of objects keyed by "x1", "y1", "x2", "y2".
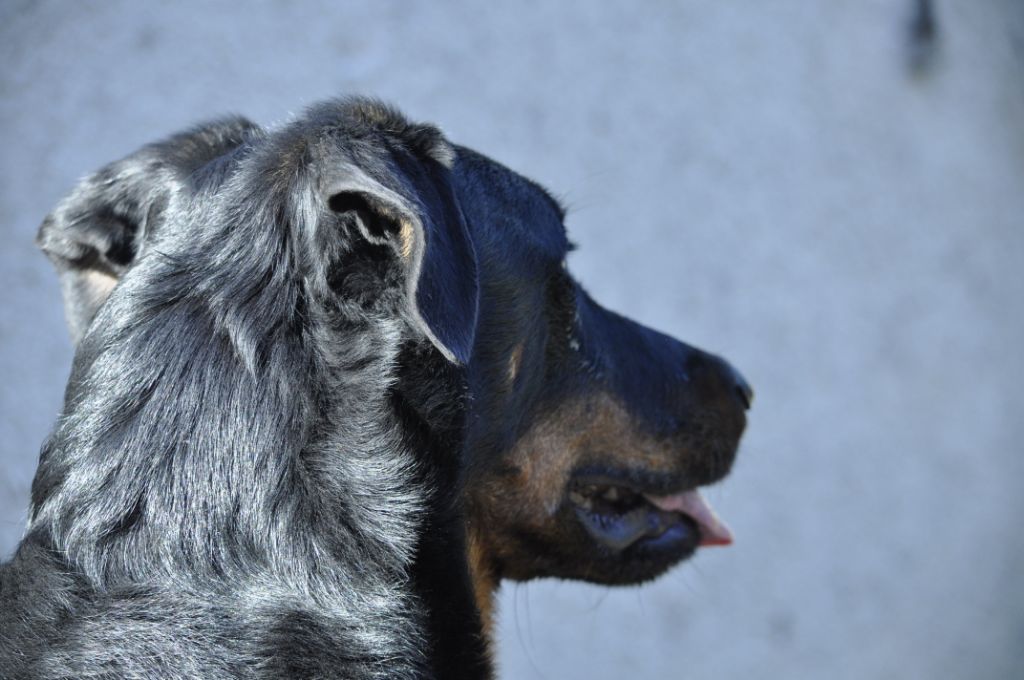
[{"x1": 450, "y1": 147, "x2": 751, "y2": 591}]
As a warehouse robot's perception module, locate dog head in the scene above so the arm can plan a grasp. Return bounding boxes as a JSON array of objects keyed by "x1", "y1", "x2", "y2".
[
  {"x1": 38, "y1": 101, "x2": 751, "y2": 626},
  {"x1": 448, "y1": 150, "x2": 750, "y2": 627},
  {"x1": 33, "y1": 100, "x2": 487, "y2": 562}
]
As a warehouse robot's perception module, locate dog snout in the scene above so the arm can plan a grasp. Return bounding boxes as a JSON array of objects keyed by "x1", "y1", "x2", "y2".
[
  {"x1": 727, "y1": 362, "x2": 754, "y2": 411},
  {"x1": 683, "y1": 350, "x2": 753, "y2": 416}
]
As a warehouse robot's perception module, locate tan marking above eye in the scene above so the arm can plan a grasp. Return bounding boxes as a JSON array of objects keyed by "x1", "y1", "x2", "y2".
[{"x1": 507, "y1": 343, "x2": 524, "y2": 385}]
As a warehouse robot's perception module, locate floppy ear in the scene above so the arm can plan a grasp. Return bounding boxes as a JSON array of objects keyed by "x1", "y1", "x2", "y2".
[
  {"x1": 325, "y1": 163, "x2": 479, "y2": 365},
  {"x1": 37, "y1": 117, "x2": 259, "y2": 343}
]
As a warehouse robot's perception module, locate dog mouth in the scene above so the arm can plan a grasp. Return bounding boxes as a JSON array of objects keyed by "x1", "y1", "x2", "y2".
[{"x1": 568, "y1": 475, "x2": 732, "y2": 554}]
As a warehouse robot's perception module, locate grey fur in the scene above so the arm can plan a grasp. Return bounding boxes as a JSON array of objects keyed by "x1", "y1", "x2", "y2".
[{"x1": 2, "y1": 98, "x2": 487, "y2": 679}]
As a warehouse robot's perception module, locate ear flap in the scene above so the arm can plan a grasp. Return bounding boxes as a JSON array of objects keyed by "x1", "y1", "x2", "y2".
[
  {"x1": 326, "y1": 163, "x2": 479, "y2": 365},
  {"x1": 37, "y1": 117, "x2": 259, "y2": 344}
]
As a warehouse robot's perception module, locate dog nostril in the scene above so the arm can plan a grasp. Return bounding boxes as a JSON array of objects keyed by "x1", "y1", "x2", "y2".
[
  {"x1": 728, "y1": 365, "x2": 754, "y2": 410},
  {"x1": 735, "y1": 384, "x2": 753, "y2": 410}
]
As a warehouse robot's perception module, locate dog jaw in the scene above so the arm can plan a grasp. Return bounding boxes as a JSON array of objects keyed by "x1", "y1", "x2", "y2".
[{"x1": 465, "y1": 388, "x2": 743, "y2": 590}]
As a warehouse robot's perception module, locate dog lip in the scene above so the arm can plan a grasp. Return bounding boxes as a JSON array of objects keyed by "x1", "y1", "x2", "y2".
[
  {"x1": 569, "y1": 451, "x2": 737, "y2": 495},
  {"x1": 567, "y1": 471, "x2": 733, "y2": 549},
  {"x1": 570, "y1": 501, "x2": 700, "y2": 554},
  {"x1": 568, "y1": 471, "x2": 679, "y2": 498}
]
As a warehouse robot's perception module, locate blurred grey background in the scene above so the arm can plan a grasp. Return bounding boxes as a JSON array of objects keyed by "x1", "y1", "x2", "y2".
[{"x1": 1, "y1": 1, "x2": 1022, "y2": 678}]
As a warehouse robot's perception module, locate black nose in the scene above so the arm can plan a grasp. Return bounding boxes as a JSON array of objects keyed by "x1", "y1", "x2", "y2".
[{"x1": 729, "y1": 365, "x2": 754, "y2": 410}]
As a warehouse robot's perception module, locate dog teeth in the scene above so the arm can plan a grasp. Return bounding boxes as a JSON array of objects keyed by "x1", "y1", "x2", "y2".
[
  {"x1": 570, "y1": 484, "x2": 636, "y2": 511},
  {"x1": 569, "y1": 489, "x2": 593, "y2": 511}
]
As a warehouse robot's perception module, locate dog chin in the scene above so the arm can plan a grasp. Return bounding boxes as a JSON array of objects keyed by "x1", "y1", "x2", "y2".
[
  {"x1": 559, "y1": 512, "x2": 701, "y2": 586},
  {"x1": 543, "y1": 477, "x2": 734, "y2": 585},
  {"x1": 493, "y1": 508, "x2": 691, "y2": 587}
]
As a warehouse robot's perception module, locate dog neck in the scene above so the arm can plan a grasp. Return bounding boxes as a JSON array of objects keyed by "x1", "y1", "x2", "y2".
[{"x1": 27, "y1": 239, "x2": 491, "y2": 678}]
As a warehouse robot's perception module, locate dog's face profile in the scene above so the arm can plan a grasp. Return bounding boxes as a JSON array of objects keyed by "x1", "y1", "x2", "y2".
[
  {"x1": 449, "y1": 150, "x2": 749, "y2": 612},
  {"x1": 38, "y1": 105, "x2": 751, "y2": 624}
]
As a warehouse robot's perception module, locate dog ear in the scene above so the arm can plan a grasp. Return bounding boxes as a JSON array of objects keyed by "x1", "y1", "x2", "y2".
[
  {"x1": 325, "y1": 163, "x2": 479, "y2": 365},
  {"x1": 37, "y1": 117, "x2": 258, "y2": 344}
]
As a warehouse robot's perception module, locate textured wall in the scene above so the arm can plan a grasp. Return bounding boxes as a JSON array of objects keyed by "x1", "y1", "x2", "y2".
[{"x1": 1, "y1": 2, "x2": 1021, "y2": 678}]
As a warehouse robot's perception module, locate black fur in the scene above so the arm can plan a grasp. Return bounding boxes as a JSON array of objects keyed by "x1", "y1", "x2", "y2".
[{"x1": 3, "y1": 98, "x2": 488, "y2": 679}]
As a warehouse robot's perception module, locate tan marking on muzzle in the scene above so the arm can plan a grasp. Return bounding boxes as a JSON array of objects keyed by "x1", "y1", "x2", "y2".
[{"x1": 508, "y1": 392, "x2": 681, "y2": 520}]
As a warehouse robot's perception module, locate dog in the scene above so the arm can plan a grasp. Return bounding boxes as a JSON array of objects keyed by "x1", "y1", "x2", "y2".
[{"x1": 11, "y1": 98, "x2": 752, "y2": 676}]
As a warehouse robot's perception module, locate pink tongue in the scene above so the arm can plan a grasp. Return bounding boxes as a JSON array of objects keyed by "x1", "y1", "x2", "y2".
[{"x1": 644, "y1": 490, "x2": 733, "y2": 547}]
